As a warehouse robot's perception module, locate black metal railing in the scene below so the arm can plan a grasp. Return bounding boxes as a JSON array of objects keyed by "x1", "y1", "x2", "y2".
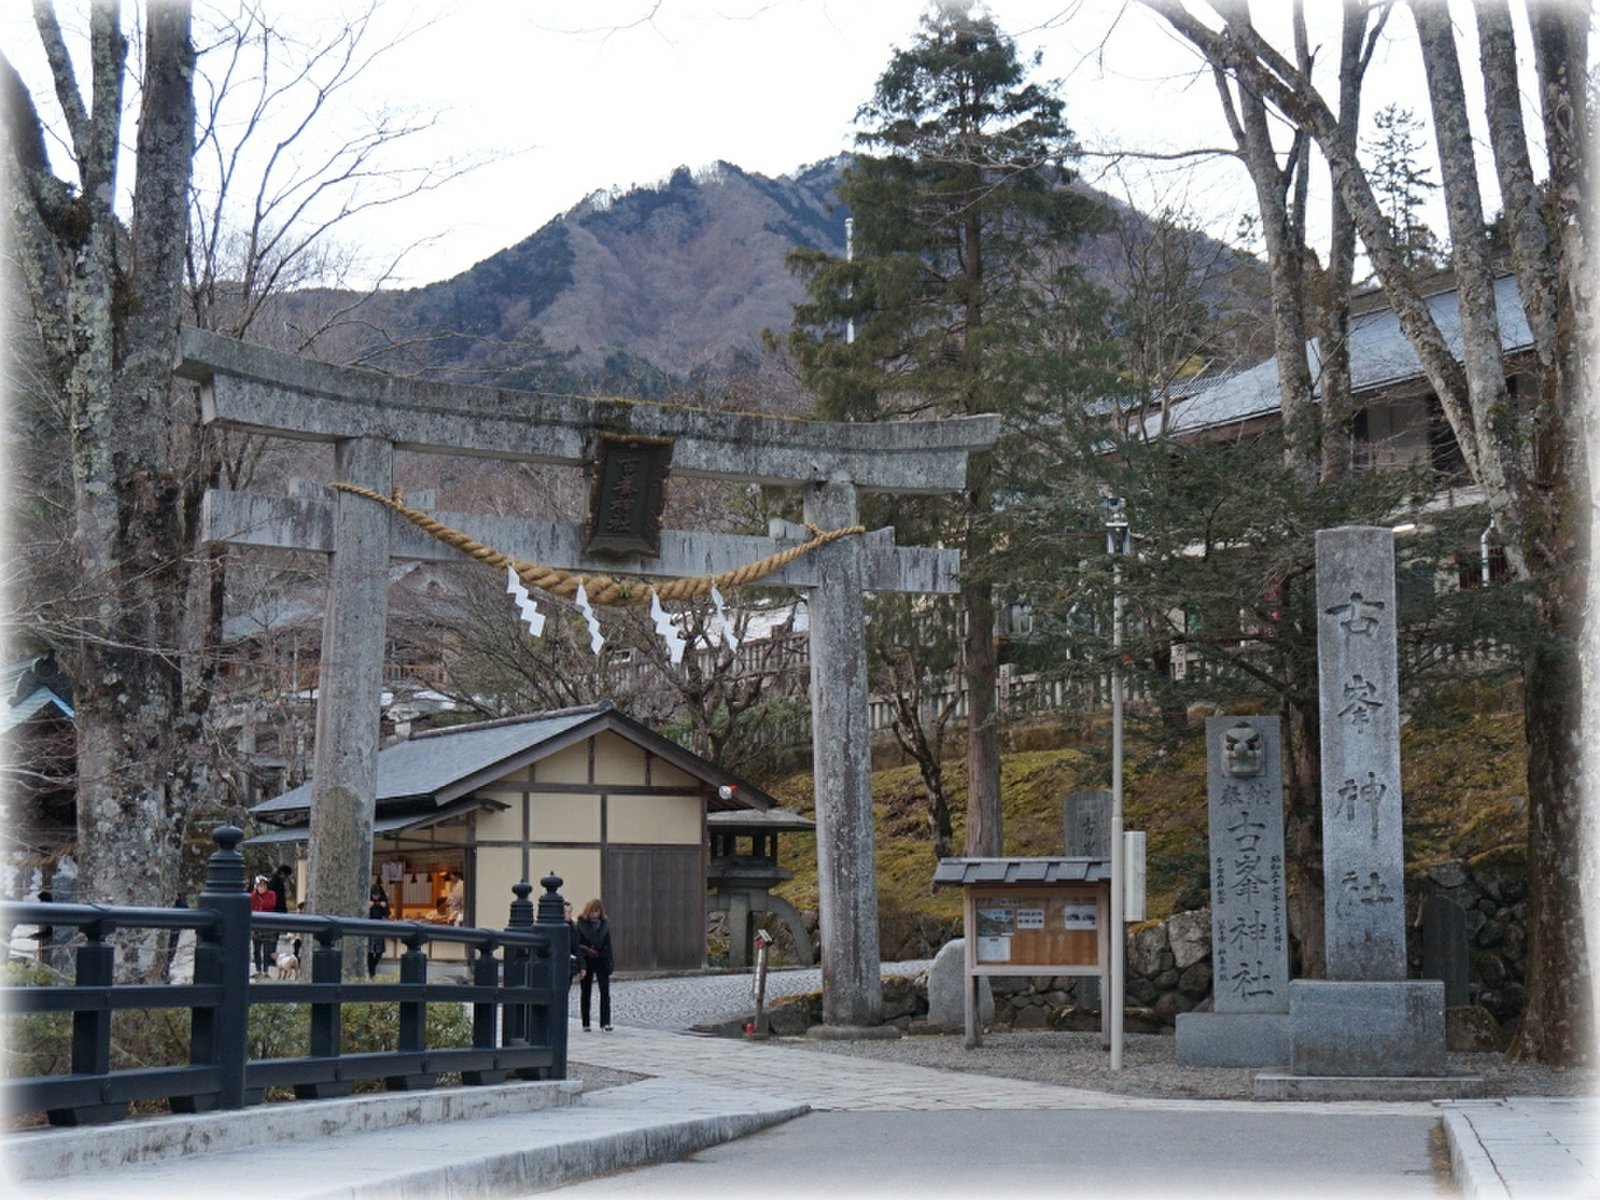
[{"x1": 0, "y1": 826, "x2": 569, "y2": 1126}]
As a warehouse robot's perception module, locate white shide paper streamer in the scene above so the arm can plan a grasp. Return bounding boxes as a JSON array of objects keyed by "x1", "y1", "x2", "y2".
[
  {"x1": 710, "y1": 585, "x2": 740, "y2": 652},
  {"x1": 650, "y1": 590, "x2": 686, "y2": 664},
  {"x1": 506, "y1": 566, "x2": 546, "y2": 637},
  {"x1": 574, "y1": 581, "x2": 604, "y2": 655}
]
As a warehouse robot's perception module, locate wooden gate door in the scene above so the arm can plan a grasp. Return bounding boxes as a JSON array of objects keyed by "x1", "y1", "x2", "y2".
[{"x1": 602, "y1": 845, "x2": 703, "y2": 971}]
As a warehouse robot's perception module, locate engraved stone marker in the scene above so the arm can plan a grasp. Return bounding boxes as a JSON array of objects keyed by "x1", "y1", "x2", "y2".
[
  {"x1": 1205, "y1": 716, "x2": 1289, "y2": 1013},
  {"x1": 1421, "y1": 895, "x2": 1469, "y2": 1007},
  {"x1": 1273, "y1": 526, "x2": 1446, "y2": 1084},
  {"x1": 1175, "y1": 716, "x2": 1291, "y2": 1066},
  {"x1": 1064, "y1": 790, "x2": 1112, "y2": 857},
  {"x1": 1316, "y1": 528, "x2": 1407, "y2": 980}
]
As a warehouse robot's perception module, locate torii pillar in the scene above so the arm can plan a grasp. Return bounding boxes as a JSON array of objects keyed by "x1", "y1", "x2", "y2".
[{"x1": 805, "y1": 479, "x2": 879, "y2": 1024}]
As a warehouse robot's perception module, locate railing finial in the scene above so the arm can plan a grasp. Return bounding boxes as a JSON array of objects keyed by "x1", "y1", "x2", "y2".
[{"x1": 536, "y1": 872, "x2": 566, "y2": 924}]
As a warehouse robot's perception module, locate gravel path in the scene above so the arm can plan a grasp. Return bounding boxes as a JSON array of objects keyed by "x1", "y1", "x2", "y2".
[
  {"x1": 586, "y1": 965, "x2": 1595, "y2": 1102},
  {"x1": 786, "y1": 1029, "x2": 1597, "y2": 1101}
]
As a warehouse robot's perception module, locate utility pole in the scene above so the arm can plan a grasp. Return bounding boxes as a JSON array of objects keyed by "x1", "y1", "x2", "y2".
[{"x1": 1105, "y1": 498, "x2": 1131, "y2": 1070}]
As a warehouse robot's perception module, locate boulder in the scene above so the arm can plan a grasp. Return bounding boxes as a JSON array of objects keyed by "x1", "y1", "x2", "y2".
[
  {"x1": 1048, "y1": 1005, "x2": 1103, "y2": 1032},
  {"x1": 1128, "y1": 921, "x2": 1169, "y2": 978},
  {"x1": 1177, "y1": 962, "x2": 1213, "y2": 999},
  {"x1": 1015, "y1": 1004, "x2": 1050, "y2": 1029},
  {"x1": 1153, "y1": 991, "x2": 1193, "y2": 1021},
  {"x1": 1426, "y1": 860, "x2": 1469, "y2": 889},
  {"x1": 925, "y1": 938, "x2": 992, "y2": 1029},
  {"x1": 1445, "y1": 1005, "x2": 1504, "y2": 1052},
  {"x1": 765, "y1": 992, "x2": 821, "y2": 1037},
  {"x1": 882, "y1": 974, "x2": 925, "y2": 1021},
  {"x1": 1167, "y1": 909, "x2": 1212, "y2": 969}
]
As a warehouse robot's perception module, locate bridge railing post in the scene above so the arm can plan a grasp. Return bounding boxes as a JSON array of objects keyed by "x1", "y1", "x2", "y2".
[
  {"x1": 533, "y1": 871, "x2": 568, "y2": 1079},
  {"x1": 502, "y1": 882, "x2": 534, "y2": 1053},
  {"x1": 299, "y1": 922, "x2": 352, "y2": 1100},
  {"x1": 386, "y1": 929, "x2": 436, "y2": 1091},
  {"x1": 182, "y1": 825, "x2": 251, "y2": 1113},
  {"x1": 464, "y1": 938, "x2": 506, "y2": 1086}
]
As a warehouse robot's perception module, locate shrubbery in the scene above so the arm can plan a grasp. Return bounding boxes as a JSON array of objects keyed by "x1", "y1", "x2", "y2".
[{"x1": 3, "y1": 970, "x2": 474, "y2": 1101}]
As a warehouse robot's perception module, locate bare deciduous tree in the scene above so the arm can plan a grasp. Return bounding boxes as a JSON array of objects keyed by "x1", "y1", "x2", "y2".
[
  {"x1": 1145, "y1": 0, "x2": 1593, "y2": 1066},
  {"x1": 3, "y1": 1, "x2": 196, "y2": 976}
]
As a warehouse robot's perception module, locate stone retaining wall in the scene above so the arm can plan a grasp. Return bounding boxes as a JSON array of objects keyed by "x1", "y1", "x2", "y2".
[
  {"x1": 1404, "y1": 849, "x2": 1528, "y2": 1032},
  {"x1": 983, "y1": 908, "x2": 1213, "y2": 1032},
  {"x1": 915, "y1": 850, "x2": 1529, "y2": 1040},
  {"x1": 759, "y1": 845, "x2": 1528, "y2": 1038}
]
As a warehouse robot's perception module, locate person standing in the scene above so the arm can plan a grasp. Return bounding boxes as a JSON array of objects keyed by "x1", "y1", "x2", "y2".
[
  {"x1": 564, "y1": 902, "x2": 584, "y2": 985},
  {"x1": 366, "y1": 883, "x2": 390, "y2": 977},
  {"x1": 250, "y1": 875, "x2": 277, "y2": 976},
  {"x1": 575, "y1": 898, "x2": 614, "y2": 1031},
  {"x1": 445, "y1": 870, "x2": 465, "y2": 925},
  {"x1": 269, "y1": 864, "x2": 293, "y2": 913}
]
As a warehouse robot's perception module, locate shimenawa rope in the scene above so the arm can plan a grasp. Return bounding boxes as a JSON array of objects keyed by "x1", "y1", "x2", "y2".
[{"x1": 329, "y1": 482, "x2": 864, "y2": 608}]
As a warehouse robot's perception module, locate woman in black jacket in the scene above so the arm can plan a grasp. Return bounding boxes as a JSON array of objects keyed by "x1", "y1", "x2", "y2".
[{"x1": 575, "y1": 898, "x2": 615, "y2": 1031}]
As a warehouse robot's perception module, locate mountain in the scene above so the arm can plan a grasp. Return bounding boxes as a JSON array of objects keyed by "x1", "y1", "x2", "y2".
[
  {"x1": 317, "y1": 159, "x2": 848, "y2": 394},
  {"x1": 294, "y1": 156, "x2": 1266, "y2": 396}
]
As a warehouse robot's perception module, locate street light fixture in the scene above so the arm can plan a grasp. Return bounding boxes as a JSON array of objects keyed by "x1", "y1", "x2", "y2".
[{"x1": 1104, "y1": 497, "x2": 1130, "y2": 1071}]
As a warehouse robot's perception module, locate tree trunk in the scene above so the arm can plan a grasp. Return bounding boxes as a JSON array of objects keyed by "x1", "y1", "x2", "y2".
[
  {"x1": 1281, "y1": 565, "x2": 1324, "y2": 977},
  {"x1": 1509, "y1": 635, "x2": 1593, "y2": 1063},
  {"x1": 55, "y1": 2, "x2": 196, "y2": 981}
]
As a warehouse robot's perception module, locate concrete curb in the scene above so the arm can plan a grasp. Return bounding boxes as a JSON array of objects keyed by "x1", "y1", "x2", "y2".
[
  {"x1": 6, "y1": 1080, "x2": 581, "y2": 1180},
  {"x1": 1439, "y1": 1105, "x2": 1512, "y2": 1200},
  {"x1": 307, "y1": 1099, "x2": 810, "y2": 1200}
]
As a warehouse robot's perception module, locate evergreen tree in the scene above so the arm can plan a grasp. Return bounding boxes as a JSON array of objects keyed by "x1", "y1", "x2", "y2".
[
  {"x1": 784, "y1": 0, "x2": 1112, "y2": 856},
  {"x1": 1364, "y1": 104, "x2": 1443, "y2": 274}
]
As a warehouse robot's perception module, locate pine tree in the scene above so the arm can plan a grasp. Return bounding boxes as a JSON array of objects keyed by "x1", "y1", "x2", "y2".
[
  {"x1": 1364, "y1": 104, "x2": 1443, "y2": 274},
  {"x1": 783, "y1": 0, "x2": 1112, "y2": 856}
]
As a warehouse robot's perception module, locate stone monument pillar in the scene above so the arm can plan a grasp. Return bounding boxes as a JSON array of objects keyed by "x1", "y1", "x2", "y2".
[
  {"x1": 1284, "y1": 526, "x2": 1444, "y2": 1079},
  {"x1": 1175, "y1": 715, "x2": 1292, "y2": 1066},
  {"x1": 1063, "y1": 790, "x2": 1112, "y2": 857}
]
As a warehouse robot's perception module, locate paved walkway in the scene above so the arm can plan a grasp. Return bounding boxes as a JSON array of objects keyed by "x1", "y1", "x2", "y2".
[
  {"x1": 4, "y1": 963, "x2": 1591, "y2": 1198},
  {"x1": 597, "y1": 960, "x2": 931, "y2": 1030}
]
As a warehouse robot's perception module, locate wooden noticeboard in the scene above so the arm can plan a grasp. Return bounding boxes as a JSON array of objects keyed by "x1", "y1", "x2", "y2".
[
  {"x1": 969, "y1": 887, "x2": 1104, "y2": 969},
  {"x1": 958, "y1": 879, "x2": 1111, "y2": 1049}
]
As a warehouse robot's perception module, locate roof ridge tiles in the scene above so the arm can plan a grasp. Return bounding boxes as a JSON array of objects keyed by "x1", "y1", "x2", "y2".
[{"x1": 408, "y1": 700, "x2": 613, "y2": 741}]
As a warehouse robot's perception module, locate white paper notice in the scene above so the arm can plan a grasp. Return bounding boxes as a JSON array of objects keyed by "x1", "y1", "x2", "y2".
[
  {"x1": 977, "y1": 937, "x2": 1012, "y2": 962},
  {"x1": 1063, "y1": 902, "x2": 1098, "y2": 930}
]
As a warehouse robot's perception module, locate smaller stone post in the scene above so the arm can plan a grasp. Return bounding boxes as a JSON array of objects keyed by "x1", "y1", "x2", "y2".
[
  {"x1": 1064, "y1": 790, "x2": 1112, "y2": 857},
  {"x1": 503, "y1": 881, "x2": 534, "y2": 1051},
  {"x1": 1176, "y1": 717, "x2": 1291, "y2": 1066}
]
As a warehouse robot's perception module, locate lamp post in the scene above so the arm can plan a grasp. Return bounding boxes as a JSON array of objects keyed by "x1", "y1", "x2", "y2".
[{"x1": 1104, "y1": 499, "x2": 1130, "y2": 1071}]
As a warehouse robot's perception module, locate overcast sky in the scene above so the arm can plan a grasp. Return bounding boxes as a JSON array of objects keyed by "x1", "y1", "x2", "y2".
[{"x1": 3, "y1": 1, "x2": 1471, "y2": 289}]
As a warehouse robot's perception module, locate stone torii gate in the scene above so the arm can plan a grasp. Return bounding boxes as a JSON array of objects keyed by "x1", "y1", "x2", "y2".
[{"x1": 176, "y1": 328, "x2": 997, "y2": 1026}]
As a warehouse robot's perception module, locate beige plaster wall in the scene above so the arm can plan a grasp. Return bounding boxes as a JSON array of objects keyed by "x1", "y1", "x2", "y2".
[
  {"x1": 531, "y1": 847, "x2": 602, "y2": 911},
  {"x1": 528, "y1": 793, "x2": 602, "y2": 842},
  {"x1": 597, "y1": 735, "x2": 647, "y2": 784},
  {"x1": 650, "y1": 758, "x2": 697, "y2": 788},
  {"x1": 474, "y1": 801, "x2": 523, "y2": 842},
  {"x1": 608, "y1": 793, "x2": 702, "y2": 844},
  {"x1": 473, "y1": 846, "x2": 524, "y2": 929},
  {"x1": 536, "y1": 741, "x2": 590, "y2": 784}
]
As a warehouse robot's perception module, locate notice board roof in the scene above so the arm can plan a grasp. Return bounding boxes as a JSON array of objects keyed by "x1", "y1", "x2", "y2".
[{"x1": 933, "y1": 857, "x2": 1113, "y2": 887}]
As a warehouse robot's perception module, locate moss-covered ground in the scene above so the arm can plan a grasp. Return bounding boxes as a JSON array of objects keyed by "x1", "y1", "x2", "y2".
[{"x1": 769, "y1": 692, "x2": 1527, "y2": 930}]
